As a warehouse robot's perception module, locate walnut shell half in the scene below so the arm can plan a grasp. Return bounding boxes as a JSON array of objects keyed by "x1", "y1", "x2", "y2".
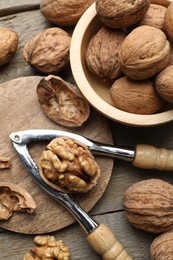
[
  {"x1": 118, "y1": 25, "x2": 170, "y2": 80},
  {"x1": 37, "y1": 75, "x2": 90, "y2": 127},
  {"x1": 0, "y1": 182, "x2": 36, "y2": 220},
  {"x1": 38, "y1": 137, "x2": 101, "y2": 193},
  {"x1": 124, "y1": 179, "x2": 173, "y2": 233},
  {"x1": 23, "y1": 27, "x2": 71, "y2": 74}
]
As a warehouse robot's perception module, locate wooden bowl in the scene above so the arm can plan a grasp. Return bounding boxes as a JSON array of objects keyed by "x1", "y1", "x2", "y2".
[{"x1": 70, "y1": 0, "x2": 173, "y2": 127}]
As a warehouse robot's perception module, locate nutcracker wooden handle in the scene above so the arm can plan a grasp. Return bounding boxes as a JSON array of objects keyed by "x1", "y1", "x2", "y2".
[
  {"x1": 133, "y1": 144, "x2": 173, "y2": 170},
  {"x1": 86, "y1": 224, "x2": 132, "y2": 260}
]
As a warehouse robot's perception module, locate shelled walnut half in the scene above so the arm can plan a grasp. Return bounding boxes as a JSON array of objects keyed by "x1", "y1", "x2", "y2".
[
  {"x1": 0, "y1": 182, "x2": 36, "y2": 220},
  {"x1": 39, "y1": 137, "x2": 101, "y2": 193},
  {"x1": 23, "y1": 235, "x2": 70, "y2": 260}
]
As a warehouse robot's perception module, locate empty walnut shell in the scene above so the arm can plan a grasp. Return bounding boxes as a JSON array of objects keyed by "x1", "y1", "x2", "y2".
[
  {"x1": 40, "y1": 0, "x2": 94, "y2": 26},
  {"x1": 155, "y1": 65, "x2": 173, "y2": 103},
  {"x1": 150, "y1": 231, "x2": 173, "y2": 260},
  {"x1": 0, "y1": 182, "x2": 36, "y2": 220},
  {"x1": 110, "y1": 76, "x2": 164, "y2": 114},
  {"x1": 37, "y1": 75, "x2": 90, "y2": 127},
  {"x1": 96, "y1": 0, "x2": 150, "y2": 29},
  {"x1": 0, "y1": 27, "x2": 18, "y2": 65},
  {"x1": 124, "y1": 179, "x2": 173, "y2": 233},
  {"x1": 23, "y1": 27, "x2": 71, "y2": 74},
  {"x1": 85, "y1": 26, "x2": 127, "y2": 80},
  {"x1": 164, "y1": 2, "x2": 173, "y2": 43},
  {"x1": 38, "y1": 137, "x2": 101, "y2": 193},
  {"x1": 118, "y1": 25, "x2": 170, "y2": 80}
]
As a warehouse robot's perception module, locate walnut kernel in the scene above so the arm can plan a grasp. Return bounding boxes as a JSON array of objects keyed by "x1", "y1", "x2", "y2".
[{"x1": 0, "y1": 156, "x2": 11, "y2": 169}]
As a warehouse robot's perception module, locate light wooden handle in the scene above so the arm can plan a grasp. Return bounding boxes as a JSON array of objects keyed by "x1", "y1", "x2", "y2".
[
  {"x1": 133, "y1": 144, "x2": 173, "y2": 170},
  {"x1": 86, "y1": 224, "x2": 132, "y2": 260}
]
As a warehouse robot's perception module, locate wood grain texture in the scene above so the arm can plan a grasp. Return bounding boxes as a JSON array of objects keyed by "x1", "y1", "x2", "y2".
[{"x1": 0, "y1": 76, "x2": 113, "y2": 234}]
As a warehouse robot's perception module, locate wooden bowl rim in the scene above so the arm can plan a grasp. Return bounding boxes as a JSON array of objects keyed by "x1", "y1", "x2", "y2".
[{"x1": 70, "y1": 0, "x2": 173, "y2": 127}]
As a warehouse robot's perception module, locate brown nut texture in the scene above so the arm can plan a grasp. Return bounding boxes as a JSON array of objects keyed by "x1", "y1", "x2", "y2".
[
  {"x1": 124, "y1": 179, "x2": 173, "y2": 233},
  {"x1": 0, "y1": 182, "x2": 36, "y2": 220},
  {"x1": 37, "y1": 75, "x2": 90, "y2": 127},
  {"x1": 96, "y1": 0, "x2": 151, "y2": 29},
  {"x1": 155, "y1": 65, "x2": 173, "y2": 103},
  {"x1": 168, "y1": 40, "x2": 173, "y2": 65},
  {"x1": 118, "y1": 25, "x2": 170, "y2": 80},
  {"x1": 137, "y1": 4, "x2": 167, "y2": 31},
  {"x1": 23, "y1": 235, "x2": 70, "y2": 260},
  {"x1": 150, "y1": 230, "x2": 173, "y2": 260},
  {"x1": 23, "y1": 28, "x2": 71, "y2": 74},
  {"x1": 38, "y1": 137, "x2": 101, "y2": 193},
  {"x1": 110, "y1": 76, "x2": 164, "y2": 114},
  {"x1": 164, "y1": 2, "x2": 173, "y2": 43},
  {"x1": 40, "y1": 0, "x2": 94, "y2": 26},
  {"x1": 0, "y1": 156, "x2": 11, "y2": 169},
  {"x1": 85, "y1": 26, "x2": 127, "y2": 80},
  {"x1": 0, "y1": 27, "x2": 18, "y2": 65}
]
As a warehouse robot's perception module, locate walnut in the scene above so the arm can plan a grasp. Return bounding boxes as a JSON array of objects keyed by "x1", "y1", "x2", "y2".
[
  {"x1": 85, "y1": 26, "x2": 127, "y2": 80},
  {"x1": 136, "y1": 4, "x2": 167, "y2": 31},
  {"x1": 110, "y1": 76, "x2": 164, "y2": 114},
  {"x1": 38, "y1": 137, "x2": 101, "y2": 193},
  {"x1": 155, "y1": 65, "x2": 173, "y2": 103},
  {"x1": 123, "y1": 179, "x2": 173, "y2": 233},
  {"x1": 150, "y1": 231, "x2": 173, "y2": 259},
  {"x1": 40, "y1": 0, "x2": 94, "y2": 26},
  {"x1": 0, "y1": 156, "x2": 11, "y2": 169},
  {"x1": 0, "y1": 27, "x2": 18, "y2": 65},
  {"x1": 0, "y1": 182, "x2": 36, "y2": 220},
  {"x1": 118, "y1": 25, "x2": 170, "y2": 80},
  {"x1": 96, "y1": 0, "x2": 150, "y2": 29},
  {"x1": 168, "y1": 40, "x2": 173, "y2": 65},
  {"x1": 164, "y1": 2, "x2": 173, "y2": 43},
  {"x1": 37, "y1": 75, "x2": 90, "y2": 127},
  {"x1": 23, "y1": 28, "x2": 71, "y2": 74},
  {"x1": 23, "y1": 235, "x2": 70, "y2": 260}
]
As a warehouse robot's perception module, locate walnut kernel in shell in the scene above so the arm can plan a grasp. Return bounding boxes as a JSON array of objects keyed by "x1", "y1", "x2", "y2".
[
  {"x1": 23, "y1": 27, "x2": 71, "y2": 74},
  {"x1": 40, "y1": 0, "x2": 94, "y2": 26},
  {"x1": 124, "y1": 179, "x2": 173, "y2": 233},
  {"x1": 85, "y1": 26, "x2": 127, "y2": 80},
  {"x1": 96, "y1": 0, "x2": 151, "y2": 29},
  {"x1": 110, "y1": 76, "x2": 164, "y2": 114},
  {"x1": 37, "y1": 75, "x2": 90, "y2": 127},
  {"x1": 118, "y1": 25, "x2": 170, "y2": 80}
]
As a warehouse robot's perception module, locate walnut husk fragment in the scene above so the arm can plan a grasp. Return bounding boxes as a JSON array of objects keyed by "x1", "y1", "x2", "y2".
[
  {"x1": 23, "y1": 28, "x2": 71, "y2": 74},
  {"x1": 110, "y1": 76, "x2": 164, "y2": 114},
  {"x1": 40, "y1": 0, "x2": 94, "y2": 26},
  {"x1": 124, "y1": 179, "x2": 173, "y2": 233},
  {"x1": 0, "y1": 27, "x2": 18, "y2": 65},
  {"x1": 38, "y1": 137, "x2": 101, "y2": 193},
  {"x1": 23, "y1": 235, "x2": 70, "y2": 260},
  {"x1": 0, "y1": 182, "x2": 36, "y2": 220},
  {"x1": 164, "y1": 2, "x2": 173, "y2": 43},
  {"x1": 118, "y1": 25, "x2": 170, "y2": 80},
  {"x1": 37, "y1": 75, "x2": 90, "y2": 127},
  {"x1": 96, "y1": 0, "x2": 151, "y2": 29},
  {"x1": 155, "y1": 65, "x2": 173, "y2": 103},
  {"x1": 85, "y1": 26, "x2": 127, "y2": 80},
  {"x1": 150, "y1": 230, "x2": 173, "y2": 260}
]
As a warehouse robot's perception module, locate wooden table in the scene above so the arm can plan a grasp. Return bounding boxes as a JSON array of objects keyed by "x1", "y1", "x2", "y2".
[{"x1": 1, "y1": 1, "x2": 173, "y2": 259}]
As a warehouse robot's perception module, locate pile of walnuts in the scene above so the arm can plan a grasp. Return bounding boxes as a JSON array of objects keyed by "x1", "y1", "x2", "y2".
[{"x1": 85, "y1": 0, "x2": 173, "y2": 114}]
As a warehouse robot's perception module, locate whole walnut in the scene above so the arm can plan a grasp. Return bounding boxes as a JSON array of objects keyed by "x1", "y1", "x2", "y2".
[
  {"x1": 85, "y1": 26, "x2": 127, "y2": 80},
  {"x1": 118, "y1": 25, "x2": 170, "y2": 80},
  {"x1": 155, "y1": 65, "x2": 173, "y2": 103},
  {"x1": 110, "y1": 76, "x2": 164, "y2": 114},
  {"x1": 150, "y1": 231, "x2": 173, "y2": 260},
  {"x1": 164, "y1": 2, "x2": 173, "y2": 43},
  {"x1": 23, "y1": 27, "x2": 71, "y2": 74},
  {"x1": 136, "y1": 4, "x2": 167, "y2": 31},
  {"x1": 0, "y1": 27, "x2": 18, "y2": 65},
  {"x1": 124, "y1": 179, "x2": 173, "y2": 233},
  {"x1": 96, "y1": 0, "x2": 150, "y2": 29},
  {"x1": 168, "y1": 40, "x2": 173, "y2": 65},
  {"x1": 40, "y1": 0, "x2": 94, "y2": 26}
]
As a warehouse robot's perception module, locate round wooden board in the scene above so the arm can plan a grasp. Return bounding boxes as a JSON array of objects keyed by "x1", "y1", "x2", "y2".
[{"x1": 0, "y1": 76, "x2": 114, "y2": 234}]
